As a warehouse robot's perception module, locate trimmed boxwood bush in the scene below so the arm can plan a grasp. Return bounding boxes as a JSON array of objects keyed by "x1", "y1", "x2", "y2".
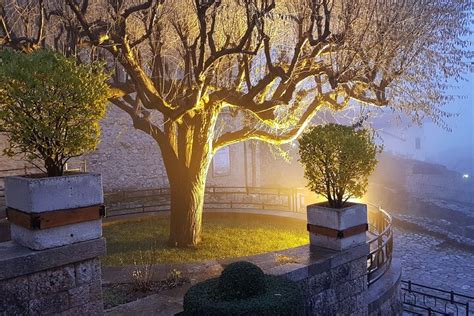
[
  {"x1": 182, "y1": 261, "x2": 305, "y2": 316},
  {"x1": 218, "y1": 261, "x2": 266, "y2": 299}
]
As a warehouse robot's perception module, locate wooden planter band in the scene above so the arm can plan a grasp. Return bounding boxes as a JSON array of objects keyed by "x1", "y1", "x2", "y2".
[
  {"x1": 6, "y1": 205, "x2": 106, "y2": 230},
  {"x1": 307, "y1": 223, "x2": 368, "y2": 239}
]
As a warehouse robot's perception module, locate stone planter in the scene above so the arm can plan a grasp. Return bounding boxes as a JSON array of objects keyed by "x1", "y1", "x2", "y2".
[
  {"x1": 307, "y1": 202, "x2": 368, "y2": 251},
  {"x1": 5, "y1": 173, "x2": 104, "y2": 250}
]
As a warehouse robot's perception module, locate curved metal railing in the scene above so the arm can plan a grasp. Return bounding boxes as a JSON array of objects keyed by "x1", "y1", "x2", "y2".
[
  {"x1": 1, "y1": 179, "x2": 395, "y2": 285},
  {"x1": 103, "y1": 186, "x2": 308, "y2": 217},
  {"x1": 366, "y1": 203, "x2": 394, "y2": 286},
  {"x1": 102, "y1": 187, "x2": 394, "y2": 287}
]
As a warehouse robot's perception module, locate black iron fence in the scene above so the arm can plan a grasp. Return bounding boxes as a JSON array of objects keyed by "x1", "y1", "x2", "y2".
[
  {"x1": 402, "y1": 280, "x2": 474, "y2": 316},
  {"x1": 367, "y1": 204, "x2": 394, "y2": 286}
]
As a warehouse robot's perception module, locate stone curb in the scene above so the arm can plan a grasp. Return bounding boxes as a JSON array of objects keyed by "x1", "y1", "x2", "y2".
[{"x1": 0, "y1": 238, "x2": 106, "y2": 281}]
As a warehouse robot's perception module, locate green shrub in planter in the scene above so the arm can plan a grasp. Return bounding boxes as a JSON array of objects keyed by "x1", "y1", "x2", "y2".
[
  {"x1": 298, "y1": 124, "x2": 381, "y2": 208},
  {"x1": 0, "y1": 49, "x2": 110, "y2": 177},
  {"x1": 182, "y1": 261, "x2": 305, "y2": 316}
]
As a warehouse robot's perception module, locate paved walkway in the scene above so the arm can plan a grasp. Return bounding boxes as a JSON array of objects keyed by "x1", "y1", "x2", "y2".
[
  {"x1": 105, "y1": 285, "x2": 189, "y2": 316},
  {"x1": 394, "y1": 227, "x2": 474, "y2": 295}
]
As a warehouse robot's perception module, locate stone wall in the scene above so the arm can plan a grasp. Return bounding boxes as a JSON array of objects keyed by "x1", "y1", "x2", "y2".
[
  {"x1": 82, "y1": 106, "x2": 265, "y2": 192},
  {"x1": 83, "y1": 106, "x2": 168, "y2": 191},
  {"x1": 406, "y1": 174, "x2": 474, "y2": 204},
  {"x1": 0, "y1": 105, "x2": 259, "y2": 193},
  {"x1": 368, "y1": 259, "x2": 403, "y2": 316},
  {"x1": 264, "y1": 244, "x2": 403, "y2": 316},
  {"x1": 0, "y1": 135, "x2": 26, "y2": 172},
  {"x1": 0, "y1": 238, "x2": 106, "y2": 315},
  {"x1": 279, "y1": 244, "x2": 369, "y2": 315}
]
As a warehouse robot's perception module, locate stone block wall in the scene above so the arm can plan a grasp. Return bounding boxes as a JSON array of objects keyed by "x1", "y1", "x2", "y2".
[
  {"x1": 300, "y1": 248, "x2": 368, "y2": 315},
  {"x1": 406, "y1": 174, "x2": 474, "y2": 204},
  {"x1": 264, "y1": 244, "x2": 369, "y2": 315},
  {"x1": 2, "y1": 259, "x2": 102, "y2": 315},
  {"x1": 302, "y1": 256, "x2": 368, "y2": 315},
  {"x1": 0, "y1": 106, "x2": 261, "y2": 194},
  {"x1": 0, "y1": 238, "x2": 106, "y2": 316},
  {"x1": 263, "y1": 243, "x2": 402, "y2": 315},
  {"x1": 368, "y1": 259, "x2": 403, "y2": 316}
]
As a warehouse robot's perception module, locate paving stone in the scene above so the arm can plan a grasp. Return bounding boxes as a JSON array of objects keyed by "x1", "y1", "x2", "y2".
[{"x1": 394, "y1": 227, "x2": 474, "y2": 296}]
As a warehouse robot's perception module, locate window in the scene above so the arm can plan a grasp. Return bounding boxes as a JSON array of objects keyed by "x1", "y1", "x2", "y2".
[
  {"x1": 213, "y1": 147, "x2": 231, "y2": 176},
  {"x1": 415, "y1": 137, "x2": 421, "y2": 150}
]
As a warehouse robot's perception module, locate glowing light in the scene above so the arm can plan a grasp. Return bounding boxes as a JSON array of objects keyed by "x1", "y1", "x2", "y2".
[
  {"x1": 348, "y1": 197, "x2": 364, "y2": 204},
  {"x1": 462, "y1": 174, "x2": 469, "y2": 179}
]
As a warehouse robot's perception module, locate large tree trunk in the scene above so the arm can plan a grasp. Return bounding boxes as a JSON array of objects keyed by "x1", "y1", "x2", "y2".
[
  {"x1": 167, "y1": 165, "x2": 208, "y2": 247},
  {"x1": 160, "y1": 108, "x2": 218, "y2": 247}
]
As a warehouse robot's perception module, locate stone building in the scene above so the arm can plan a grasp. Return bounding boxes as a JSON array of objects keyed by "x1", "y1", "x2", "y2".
[{"x1": 0, "y1": 105, "x2": 264, "y2": 193}]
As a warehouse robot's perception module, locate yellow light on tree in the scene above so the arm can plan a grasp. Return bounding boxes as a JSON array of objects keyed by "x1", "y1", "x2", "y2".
[{"x1": 1, "y1": 0, "x2": 470, "y2": 246}]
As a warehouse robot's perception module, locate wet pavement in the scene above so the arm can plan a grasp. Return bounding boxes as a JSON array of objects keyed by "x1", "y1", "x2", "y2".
[{"x1": 394, "y1": 227, "x2": 474, "y2": 296}]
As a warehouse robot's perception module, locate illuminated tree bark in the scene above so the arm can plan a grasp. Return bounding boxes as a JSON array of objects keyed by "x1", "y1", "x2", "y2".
[
  {"x1": 159, "y1": 109, "x2": 217, "y2": 246},
  {"x1": 1, "y1": 0, "x2": 470, "y2": 246},
  {"x1": 167, "y1": 159, "x2": 208, "y2": 246}
]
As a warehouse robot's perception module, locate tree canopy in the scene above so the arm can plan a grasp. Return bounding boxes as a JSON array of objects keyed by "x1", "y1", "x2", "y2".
[
  {"x1": 298, "y1": 124, "x2": 381, "y2": 208},
  {"x1": 1, "y1": 0, "x2": 471, "y2": 147},
  {"x1": 1, "y1": 0, "x2": 471, "y2": 245},
  {"x1": 0, "y1": 49, "x2": 110, "y2": 176}
]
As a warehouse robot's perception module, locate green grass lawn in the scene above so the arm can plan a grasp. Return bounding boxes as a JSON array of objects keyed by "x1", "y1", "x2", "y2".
[{"x1": 102, "y1": 212, "x2": 308, "y2": 266}]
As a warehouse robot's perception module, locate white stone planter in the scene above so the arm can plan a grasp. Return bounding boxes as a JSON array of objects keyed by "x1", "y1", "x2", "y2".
[
  {"x1": 5, "y1": 173, "x2": 103, "y2": 250},
  {"x1": 307, "y1": 202, "x2": 368, "y2": 251}
]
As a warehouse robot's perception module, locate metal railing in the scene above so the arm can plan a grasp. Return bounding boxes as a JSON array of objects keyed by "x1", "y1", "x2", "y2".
[
  {"x1": 402, "y1": 280, "x2": 474, "y2": 315},
  {"x1": 1, "y1": 179, "x2": 395, "y2": 286},
  {"x1": 367, "y1": 204, "x2": 394, "y2": 286},
  {"x1": 103, "y1": 187, "x2": 395, "y2": 288},
  {"x1": 104, "y1": 186, "x2": 309, "y2": 217}
]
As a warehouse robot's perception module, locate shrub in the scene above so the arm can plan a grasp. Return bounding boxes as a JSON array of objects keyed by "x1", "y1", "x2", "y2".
[
  {"x1": 0, "y1": 49, "x2": 109, "y2": 177},
  {"x1": 182, "y1": 261, "x2": 305, "y2": 316},
  {"x1": 218, "y1": 261, "x2": 266, "y2": 299},
  {"x1": 298, "y1": 124, "x2": 381, "y2": 208},
  {"x1": 130, "y1": 251, "x2": 155, "y2": 292}
]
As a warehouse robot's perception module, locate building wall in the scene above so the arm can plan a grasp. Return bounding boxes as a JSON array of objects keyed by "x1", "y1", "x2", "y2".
[
  {"x1": 377, "y1": 125, "x2": 426, "y2": 162},
  {"x1": 0, "y1": 135, "x2": 28, "y2": 172},
  {"x1": 406, "y1": 174, "x2": 474, "y2": 204},
  {"x1": 83, "y1": 106, "x2": 168, "y2": 191},
  {"x1": 0, "y1": 105, "x2": 256, "y2": 193}
]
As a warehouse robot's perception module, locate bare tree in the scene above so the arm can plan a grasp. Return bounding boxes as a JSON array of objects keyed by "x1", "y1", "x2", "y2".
[{"x1": 1, "y1": 0, "x2": 471, "y2": 247}]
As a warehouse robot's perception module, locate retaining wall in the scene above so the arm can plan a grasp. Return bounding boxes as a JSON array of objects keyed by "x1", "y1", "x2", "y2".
[{"x1": 0, "y1": 238, "x2": 106, "y2": 315}]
